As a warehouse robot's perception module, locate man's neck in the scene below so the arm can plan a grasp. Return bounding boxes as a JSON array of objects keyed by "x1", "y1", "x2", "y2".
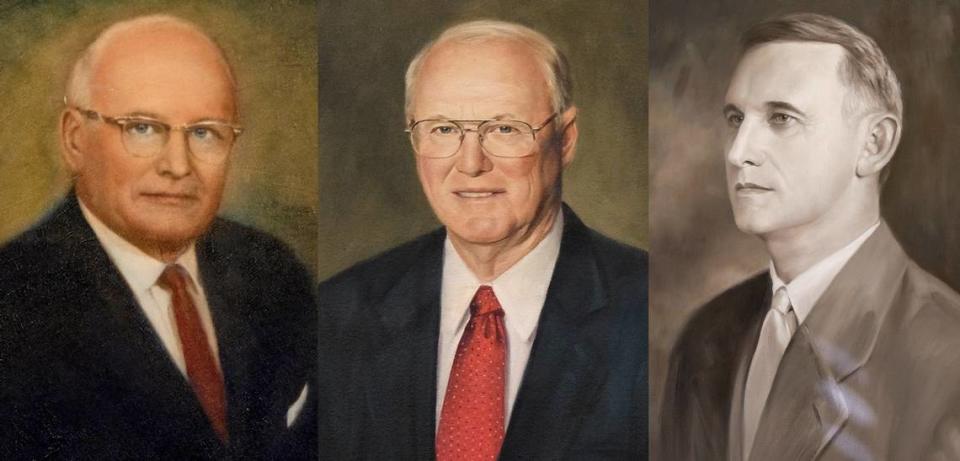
[
  {"x1": 765, "y1": 207, "x2": 880, "y2": 283},
  {"x1": 77, "y1": 198, "x2": 190, "y2": 264},
  {"x1": 449, "y1": 206, "x2": 561, "y2": 282}
]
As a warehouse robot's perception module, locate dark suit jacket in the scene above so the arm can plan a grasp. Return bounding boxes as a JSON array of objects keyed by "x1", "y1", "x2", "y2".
[
  {"x1": 0, "y1": 194, "x2": 317, "y2": 460},
  {"x1": 319, "y1": 206, "x2": 648, "y2": 460},
  {"x1": 661, "y1": 222, "x2": 960, "y2": 460}
]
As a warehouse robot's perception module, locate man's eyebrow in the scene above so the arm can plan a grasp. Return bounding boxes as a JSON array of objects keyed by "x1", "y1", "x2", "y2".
[
  {"x1": 121, "y1": 111, "x2": 164, "y2": 119},
  {"x1": 722, "y1": 103, "x2": 742, "y2": 115},
  {"x1": 117, "y1": 111, "x2": 233, "y2": 125},
  {"x1": 766, "y1": 101, "x2": 807, "y2": 117}
]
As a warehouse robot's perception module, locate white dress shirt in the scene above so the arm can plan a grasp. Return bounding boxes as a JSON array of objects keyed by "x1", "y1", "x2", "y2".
[
  {"x1": 79, "y1": 200, "x2": 221, "y2": 376},
  {"x1": 436, "y1": 211, "x2": 564, "y2": 430},
  {"x1": 767, "y1": 220, "x2": 881, "y2": 325}
]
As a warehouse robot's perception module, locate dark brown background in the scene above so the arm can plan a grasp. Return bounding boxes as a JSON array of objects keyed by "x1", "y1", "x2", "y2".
[
  {"x1": 0, "y1": 0, "x2": 318, "y2": 272},
  {"x1": 317, "y1": 0, "x2": 648, "y2": 280},
  {"x1": 650, "y1": 0, "x2": 960, "y2": 456}
]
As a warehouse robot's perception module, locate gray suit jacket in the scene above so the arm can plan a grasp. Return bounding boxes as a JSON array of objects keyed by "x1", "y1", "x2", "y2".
[{"x1": 662, "y1": 222, "x2": 960, "y2": 460}]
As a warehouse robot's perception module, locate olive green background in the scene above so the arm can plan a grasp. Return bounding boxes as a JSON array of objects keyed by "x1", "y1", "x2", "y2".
[
  {"x1": 0, "y1": 0, "x2": 318, "y2": 273},
  {"x1": 650, "y1": 1, "x2": 960, "y2": 456},
  {"x1": 317, "y1": 0, "x2": 648, "y2": 280}
]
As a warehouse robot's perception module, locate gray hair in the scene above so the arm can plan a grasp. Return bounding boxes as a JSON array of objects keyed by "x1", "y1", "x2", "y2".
[
  {"x1": 741, "y1": 12, "x2": 902, "y2": 120},
  {"x1": 404, "y1": 19, "x2": 573, "y2": 118},
  {"x1": 65, "y1": 14, "x2": 237, "y2": 110}
]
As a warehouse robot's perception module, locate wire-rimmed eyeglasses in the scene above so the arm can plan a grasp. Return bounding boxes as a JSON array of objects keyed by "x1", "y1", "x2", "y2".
[{"x1": 406, "y1": 113, "x2": 557, "y2": 158}]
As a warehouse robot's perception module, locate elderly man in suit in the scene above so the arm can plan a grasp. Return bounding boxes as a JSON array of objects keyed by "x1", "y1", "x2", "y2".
[
  {"x1": 319, "y1": 20, "x2": 648, "y2": 460},
  {"x1": 0, "y1": 15, "x2": 315, "y2": 459},
  {"x1": 661, "y1": 13, "x2": 960, "y2": 460}
]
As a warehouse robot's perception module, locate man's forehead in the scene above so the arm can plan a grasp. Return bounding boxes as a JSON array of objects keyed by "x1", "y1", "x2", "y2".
[
  {"x1": 413, "y1": 39, "x2": 551, "y2": 114},
  {"x1": 88, "y1": 24, "x2": 235, "y2": 116},
  {"x1": 725, "y1": 41, "x2": 848, "y2": 108}
]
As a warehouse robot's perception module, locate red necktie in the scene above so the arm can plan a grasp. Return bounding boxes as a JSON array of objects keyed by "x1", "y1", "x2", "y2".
[
  {"x1": 436, "y1": 285, "x2": 507, "y2": 461},
  {"x1": 158, "y1": 265, "x2": 229, "y2": 442}
]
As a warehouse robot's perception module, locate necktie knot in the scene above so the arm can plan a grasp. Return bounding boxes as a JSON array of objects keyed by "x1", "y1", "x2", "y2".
[
  {"x1": 470, "y1": 285, "x2": 504, "y2": 317},
  {"x1": 157, "y1": 264, "x2": 190, "y2": 292},
  {"x1": 770, "y1": 286, "x2": 792, "y2": 316}
]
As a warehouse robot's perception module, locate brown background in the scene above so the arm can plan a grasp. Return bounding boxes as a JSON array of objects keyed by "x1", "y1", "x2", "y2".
[
  {"x1": 317, "y1": 0, "x2": 648, "y2": 280},
  {"x1": 650, "y1": 0, "x2": 960, "y2": 455},
  {"x1": 0, "y1": 0, "x2": 318, "y2": 273}
]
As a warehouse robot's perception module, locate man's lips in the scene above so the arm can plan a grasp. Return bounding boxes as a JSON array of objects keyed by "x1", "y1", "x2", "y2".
[
  {"x1": 140, "y1": 192, "x2": 199, "y2": 203},
  {"x1": 453, "y1": 189, "x2": 505, "y2": 199},
  {"x1": 735, "y1": 182, "x2": 773, "y2": 193}
]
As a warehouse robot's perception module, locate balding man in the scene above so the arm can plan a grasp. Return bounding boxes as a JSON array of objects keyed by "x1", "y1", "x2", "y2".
[
  {"x1": 661, "y1": 13, "x2": 960, "y2": 460},
  {"x1": 0, "y1": 15, "x2": 315, "y2": 459},
  {"x1": 320, "y1": 20, "x2": 647, "y2": 460}
]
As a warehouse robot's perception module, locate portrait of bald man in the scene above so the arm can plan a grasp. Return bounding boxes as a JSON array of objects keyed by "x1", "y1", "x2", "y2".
[
  {"x1": 660, "y1": 13, "x2": 960, "y2": 460},
  {"x1": 0, "y1": 15, "x2": 316, "y2": 459},
  {"x1": 319, "y1": 20, "x2": 647, "y2": 460}
]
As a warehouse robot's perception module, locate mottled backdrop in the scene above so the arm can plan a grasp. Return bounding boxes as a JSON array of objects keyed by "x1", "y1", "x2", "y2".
[
  {"x1": 317, "y1": 0, "x2": 648, "y2": 279},
  {"x1": 651, "y1": 0, "x2": 960, "y2": 455},
  {"x1": 0, "y1": 0, "x2": 318, "y2": 273}
]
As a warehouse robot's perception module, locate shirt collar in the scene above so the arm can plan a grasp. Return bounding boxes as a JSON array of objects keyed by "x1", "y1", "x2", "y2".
[
  {"x1": 78, "y1": 199, "x2": 200, "y2": 292},
  {"x1": 769, "y1": 220, "x2": 880, "y2": 325},
  {"x1": 441, "y1": 210, "x2": 564, "y2": 344}
]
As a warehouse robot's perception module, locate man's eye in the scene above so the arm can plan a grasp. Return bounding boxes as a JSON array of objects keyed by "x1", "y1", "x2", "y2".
[
  {"x1": 495, "y1": 124, "x2": 518, "y2": 134},
  {"x1": 125, "y1": 121, "x2": 159, "y2": 136},
  {"x1": 190, "y1": 126, "x2": 223, "y2": 140},
  {"x1": 725, "y1": 113, "x2": 743, "y2": 128},
  {"x1": 430, "y1": 124, "x2": 459, "y2": 135},
  {"x1": 769, "y1": 113, "x2": 795, "y2": 126}
]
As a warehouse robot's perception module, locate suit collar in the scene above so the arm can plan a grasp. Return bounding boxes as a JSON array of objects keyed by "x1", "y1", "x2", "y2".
[
  {"x1": 42, "y1": 194, "x2": 228, "y2": 448},
  {"x1": 747, "y1": 221, "x2": 908, "y2": 460},
  {"x1": 800, "y1": 220, "x2": 907, "y2": 381}
]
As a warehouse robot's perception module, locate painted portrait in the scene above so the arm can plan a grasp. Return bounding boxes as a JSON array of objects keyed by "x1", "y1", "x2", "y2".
[
  {"x1": 652, "y1": 1, "x2": 960, "y2": 459},
  {"x1": 317, "y1": 1, "x2": 648, "y2": 459},
  {"x1": 0, "y1": 2, "x2": 318, "y2": 458}
]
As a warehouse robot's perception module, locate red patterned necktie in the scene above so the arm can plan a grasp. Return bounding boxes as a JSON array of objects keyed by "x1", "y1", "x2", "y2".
[
  {"x1": 436, "y1": 285, "x2": 507, "y2": 461},
  {"x1": 157, "y1": 265, "x2": 229, "y2": 443}
]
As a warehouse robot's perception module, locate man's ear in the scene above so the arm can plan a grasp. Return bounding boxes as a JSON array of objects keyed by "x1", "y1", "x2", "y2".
[
  {"x1": 60, "y1": 108, "x2": 86, "y2": 176},
  {"x1": 856, "y1": 112, "x2": 900, "y2": 178},
  {"x1": 558, "y1": 105, "x2": 578, "y2": 169}
]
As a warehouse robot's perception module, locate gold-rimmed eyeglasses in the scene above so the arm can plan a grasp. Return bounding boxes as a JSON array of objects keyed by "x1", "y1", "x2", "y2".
[
  {"x1": 406, "y1": 113, "x2": 557, "y2": 158},
  {"x1": 72, "y1": 107, "x2": 243, "y2": 164}
]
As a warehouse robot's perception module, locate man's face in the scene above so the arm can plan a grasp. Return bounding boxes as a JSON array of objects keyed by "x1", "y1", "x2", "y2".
[
  {"x1": 68, "y1": 26, "x2": 236, "y2": 254},
  {"x1": 723, "y1": 41, "x2": 867, "y2": 239},
  {"x1": 409, "y1": 39, "x2": 575, "y2": 247}
]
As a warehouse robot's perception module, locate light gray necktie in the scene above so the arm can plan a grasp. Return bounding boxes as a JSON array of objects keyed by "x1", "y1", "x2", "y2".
[{"x1": 743, "y1": 286, "x2": 798, "y2": 460}]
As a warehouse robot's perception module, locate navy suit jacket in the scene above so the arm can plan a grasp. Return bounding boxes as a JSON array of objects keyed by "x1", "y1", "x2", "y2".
[
  {"x1": 0, "y1": 194, "x2": 317, "y2": 460},
  {"x1": 319, "y1": 206, "x2": 648, "y2": 460}
]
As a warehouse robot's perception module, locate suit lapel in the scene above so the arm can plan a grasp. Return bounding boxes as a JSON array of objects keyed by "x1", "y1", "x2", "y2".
[
  {"x1": 366, "y1": 231, "x2": 444, "y2": 460},
  {"x1": 748, "y1": 328, "x2": 847, "y2": 461},
  {"x1": 725, "y1": 284, "x2": 770, "y2": 461},
  {"x1": 196, "y1": 235, "x2": 261, "y2": 449},
  {"x1": 750, "y1": 222, "x2": 908, "y2": 460},
  {"x1": 499, "y1": 209, "x2": 609, "y2": 459}
]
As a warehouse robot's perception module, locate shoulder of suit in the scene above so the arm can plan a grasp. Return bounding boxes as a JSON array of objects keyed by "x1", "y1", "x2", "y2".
[
  {"x1": 894, "y1": 261, "x2": 960, "y2": 354},
  {"x1": 202, "y1": 216, "x2": 306, "y2": 268},
  {"x1": 579, "y1": 224, "x2": 648, "y2": 278}
]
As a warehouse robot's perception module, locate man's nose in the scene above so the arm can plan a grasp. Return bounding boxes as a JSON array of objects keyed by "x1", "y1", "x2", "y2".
[
  {"x1": 156, "y1": 131, "x2": 194, "y2": 178},
  {"x1": 455, "y1": 130, "x2": 492, "y2": 176},
  {"x1": 725, "y1": 119, "x2": 764, "y2": 168}
]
